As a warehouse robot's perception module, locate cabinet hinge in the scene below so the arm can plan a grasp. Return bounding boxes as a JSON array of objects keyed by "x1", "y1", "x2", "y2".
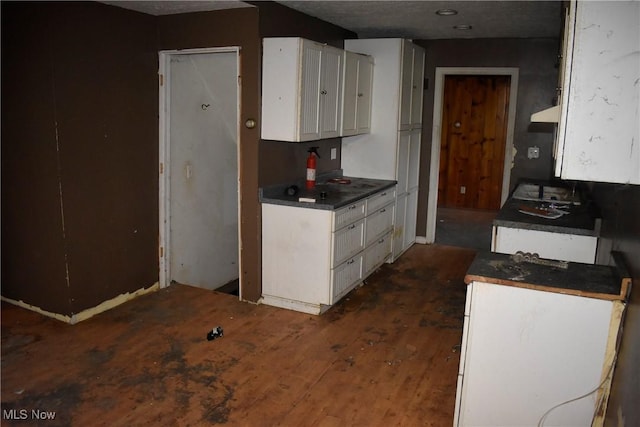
[
  {"x1": 159, "y1": 246, "x2": 164, "y2": 258},
  {"x1": 159, "y1": 74, "x2": 164, "y2": 86},
  {"x1": 160, "y1": 163, "x2": 164, "y2": 174}
]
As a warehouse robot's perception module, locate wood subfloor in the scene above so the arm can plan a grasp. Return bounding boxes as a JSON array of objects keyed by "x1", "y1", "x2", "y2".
[{"x1": 1, "y1": 244, "x2": 476, "y2": 426}]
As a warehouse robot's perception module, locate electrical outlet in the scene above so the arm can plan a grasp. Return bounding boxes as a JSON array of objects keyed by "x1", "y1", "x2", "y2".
[
  {"x1": 330, "y1": 147, "x2": 337, "y2": 160},
  {"x1": 460, "y1": 186, "x2": 466, "y2": 194},
  {"x1": 527, "y1": 146, "x2": 540, "y2": 159}
]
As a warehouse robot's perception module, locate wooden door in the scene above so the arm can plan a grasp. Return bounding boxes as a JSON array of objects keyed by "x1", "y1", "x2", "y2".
[{"x1": 438, "y1": 75, "x2": 510, "y2": 210}]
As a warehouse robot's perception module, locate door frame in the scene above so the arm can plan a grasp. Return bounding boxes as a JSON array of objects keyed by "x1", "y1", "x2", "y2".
[
  {"x1": 424, "y1": 67, "x2": 519, "y2": 243},
  {"x1": 158, "y1": 47, "x2": 242, "y2": 296}
]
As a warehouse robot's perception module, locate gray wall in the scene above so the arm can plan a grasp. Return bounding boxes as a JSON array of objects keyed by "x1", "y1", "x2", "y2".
[
  {"x1": 415, "y1": 38, "x2": 560, "y2": 235},
  {"x1": 591, "y1": 183, "x2": 640, "y2": 426}
]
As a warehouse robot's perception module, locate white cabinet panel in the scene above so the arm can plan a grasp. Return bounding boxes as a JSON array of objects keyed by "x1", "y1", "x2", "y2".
[
  {"x1": 261, "y1": 37, "x2": 344, "y2": 142},
  {"x1": 331, "y1": 254, "x2": 363, "y2": 304},
  {"x1": 365, "y1": 202, "x2": 394, "y2": 245},
  {"x1": 555, "y1": 1, "x2": 640, "y2": 184},
  {"x1": 342, "y1": 39, "x2": 426, "y2": 260},
  {"x1": 408, "y1": 129, "x2": 421, "y2": 190},
  {"x1": 333, "y1": 219, "x2": 365, "y2": 266},
  {"x1": 334, "y1": 200, "x2": 366, "y2": 230},
  {"x1": 404, "y1": 189, "x2": 418, "y2": 249},
  {"x1": 319, "y1": 45, "x2": 344, "y2": 139},
  {"x1": 393, "y1": 193, "x2": 407, "y2": 260},
  {"x1": 364, "y1": 232, "x2": 392, "y2": 277},
  {"x1": 262, "y1": 187, "x2": 396, "y2": 314},
  {"x1": 457, "y1": 281, "x2": 616, "y2": 426},
  {"x1": 365, "y1": 187, "x2": 395, "y2": 213},
  {"x1": 492, "y1": 226, "x2": 597, "y2": 264},
  {"x1": 341, "y1": 51, "x2": 373, "y2": 136}
]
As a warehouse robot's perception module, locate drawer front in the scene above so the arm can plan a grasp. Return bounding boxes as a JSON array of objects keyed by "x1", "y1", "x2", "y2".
[
  {"x1": 365, "y1": 202, "x2": 394, "y2": 245},
  {"x1": 366, "y1": 188, "x2": 396, "y2": 214},
  {"x1": 364, "y1": 232, "x2": 392, "y2": 277},
  {"x1": 333, "y1": 219, "x2": 365, "y2": 266},
  {"x1": 331, "y1": 254, "x2": 363, "y2": 304},
  {"x1": 334, "y1": 200, "x2": 366, "y2": 231}
]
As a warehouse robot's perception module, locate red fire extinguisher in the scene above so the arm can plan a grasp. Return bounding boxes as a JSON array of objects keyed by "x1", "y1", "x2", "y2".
[{"x1": 306, "y1": 146, "x2": 320, "y2": 189}]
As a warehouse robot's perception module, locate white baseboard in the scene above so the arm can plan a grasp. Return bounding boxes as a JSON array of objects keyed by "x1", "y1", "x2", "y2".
[{"x1": 415, "y1": 236, "x2": 429, "y2": 245}]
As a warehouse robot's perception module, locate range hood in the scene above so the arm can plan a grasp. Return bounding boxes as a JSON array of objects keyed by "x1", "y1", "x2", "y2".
[{"x1": 530, "y1": 105, "x2": 560, "y2": 123}]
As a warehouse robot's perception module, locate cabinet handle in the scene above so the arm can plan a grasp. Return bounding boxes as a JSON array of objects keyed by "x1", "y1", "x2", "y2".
[
  {"x1": 348, "y1": 205, "x2": 357, "y2": 210},
  {"x1": 378, "y1": 238, "x2": 385, "y2": 244},
  {"x1": 348, "y1": 224, "x2": 356, "y2": 230},
  {"x1": 357, "y1": 93, "x2": 363, "y2": 97},
  {"x1": 320, "y1": 90, "x2": 327, "y2": 95},
  {"x1": 380, "y1": 208, "x2": 386, "y2": 213},
  {"x1": 381, "y1": 192, "x2": 387, "y2": 196}
]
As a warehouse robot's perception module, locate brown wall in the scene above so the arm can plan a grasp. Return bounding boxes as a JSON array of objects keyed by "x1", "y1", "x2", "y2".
[
  {"x1": 415, "y1": 38, "x2": 560, "y2": 235},
  {"x1": 1, "y1": 2, "x2": 158, "y2": 315},
  {"x1": 157, "y1": 8, "x2": 263, "y2": 301},
  {"x1": 1, "y1": 1, "x2": 356, "y2": 314}
]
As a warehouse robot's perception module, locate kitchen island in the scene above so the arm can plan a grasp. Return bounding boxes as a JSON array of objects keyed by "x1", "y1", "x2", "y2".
[
  {"x1": 454, "y1": 251, "x2": 630, "y2": 426},
  {"x1": 260, "y1": 175, "x2": 397, "y2": 314},
  {"x1": 492, "y1": 182, "x2": 601, "y2": 263}
]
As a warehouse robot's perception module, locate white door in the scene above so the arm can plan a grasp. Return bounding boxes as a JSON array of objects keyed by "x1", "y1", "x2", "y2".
[{"x1": 164, "y1": 50, "x2": 239, "y2": 291}]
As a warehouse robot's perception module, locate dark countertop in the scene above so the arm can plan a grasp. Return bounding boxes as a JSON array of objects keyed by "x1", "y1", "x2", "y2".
[
  {"x1": 259, "y1": 173, "x2": 397, "y2": 211},
  {"x1": 464, "y1": 251, "x2": 631, "y2": 301},
  {"x1": 493, "y1": 196, "x2": 601, "y2": 236}
]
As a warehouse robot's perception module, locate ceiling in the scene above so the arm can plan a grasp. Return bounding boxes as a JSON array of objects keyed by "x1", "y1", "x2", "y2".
[{"x1": 102, "y1": 0, "x2": 563, "y2": 40}]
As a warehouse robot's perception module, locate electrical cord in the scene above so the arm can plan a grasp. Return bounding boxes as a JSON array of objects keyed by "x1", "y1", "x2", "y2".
[{"x1": 537, "y1": 360, "x2": 616, "y2": 427}]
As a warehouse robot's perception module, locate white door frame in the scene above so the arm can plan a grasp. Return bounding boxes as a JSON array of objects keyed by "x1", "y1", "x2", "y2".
[
  {"x1": 424, "y1": 67, "x2": 519, "y2": 243},
  {"x1": 158, "y1": 47, "x2": 242, "y2": 297}
]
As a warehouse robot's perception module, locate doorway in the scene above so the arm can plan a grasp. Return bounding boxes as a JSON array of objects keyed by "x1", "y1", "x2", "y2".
[
  {"x1": 425, "y1": 67, "x2": 518, "y2": 245},
  {"x1": 158, "y1": 48, "x2": 241, "y2": 296}
]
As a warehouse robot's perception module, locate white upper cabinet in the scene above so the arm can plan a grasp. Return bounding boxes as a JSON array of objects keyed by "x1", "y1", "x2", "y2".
[
  {"x1": 555, "y1": 0, "x2": 640, "y2": 184},
  {"x1": 341, "y1": 50, "x2": 374, "y2": 136},
  {"x1": 261, "y1": 37, "x2": 343, "y2": 142},
  {"x1": 399, "y1": 41, "x2": 425, "y2": 131}
]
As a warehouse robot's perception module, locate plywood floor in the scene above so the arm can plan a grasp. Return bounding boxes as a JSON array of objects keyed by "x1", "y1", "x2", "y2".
[{"x1": 1, "y1": 244, "x2": 476, "y2": 426}]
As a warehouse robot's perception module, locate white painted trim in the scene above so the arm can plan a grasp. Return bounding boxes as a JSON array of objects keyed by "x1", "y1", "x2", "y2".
[
  {"x1": 415, "y1": 236, "x2": 428, "y2": 245},
  {"x1": 1, "y1": 283, "x2": 159, "y2": 324},
  {"x1": 426, "y1": 67, "x2": 519, "y2": 243},
  {"x1": 158, "y1": 47, "x2": 242, "y2": 298}
]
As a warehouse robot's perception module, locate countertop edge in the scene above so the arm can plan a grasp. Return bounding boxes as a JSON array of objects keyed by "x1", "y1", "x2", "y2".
[{"x1": 259, "y1": 179, "x2": 397, "y2": 211}]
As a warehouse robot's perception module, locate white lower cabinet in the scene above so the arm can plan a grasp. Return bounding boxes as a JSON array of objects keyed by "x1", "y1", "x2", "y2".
[
  {"x1": 455, "y1": 280, "x2": 623, "y2": 426},
  {"x1": 492, "y1": 225, "x2": 598, "y2": 264},
  {"x1": 262, "y1": 187, "x2": 396, "y2": 314}
]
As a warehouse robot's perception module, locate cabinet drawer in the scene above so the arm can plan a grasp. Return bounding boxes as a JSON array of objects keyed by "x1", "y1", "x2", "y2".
[
  {"x1": 331, "y1": 254, "x2": 363, "y2": 304},
  {"x1": 334, "y1": 200, "x2": 366, "y2": 230},
  {"x1": 366, "y1": 188, "x2": 396, "y2": 214},
  {"x1": 365, "y1": 202, "x2": 394, "y2": 245},
  {"x1": 333, "y1": 219, "x2": 365, "y2": 266},
  {"x1": 364, "y1": 232, "x2": 392, "y2": 277}
]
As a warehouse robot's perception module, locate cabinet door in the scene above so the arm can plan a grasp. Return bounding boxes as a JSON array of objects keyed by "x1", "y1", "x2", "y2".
[
  {"x1": 365, "y1": 202, "x2": 394, "y2": 245},
  {"x1": 399, "y1": 41, "x2": 414, "y2": 131},
  {"x1": 319, "y1": 45, "x2": 343, "y2": 139},
  {"x1": 557, "y1": 1, "x2": 640, "y2": 184},
  {"x1": 333, "y1": 219, "x2": 365, "y2": 266},
  {"x1": 408, "y1": 129, "x2": 421, "y2": 190},
  {"x1": 404, "y1": 189, "x2": 418, "y2": 250},
  {"x1": 341, "y1": 51, "x2": 359, "y2": 136},
  {"x1": 396, "y1": 131, "x2": 411, "y2": 194},
  {"x1": 299, "y1": 40, "x2": 323, "y2": 141},
  {"x1": 331, "y1": 254, "x2": 363, "y2": 304},
  {"x1": 393, "y1": 193, "x2": 407, "y2": 260},
  {"x1": 410, "y1": 46, "x2": 425, "y2": 129},
  {"x1": 363, "y1": 232, "x2": 392, "y2": 277},
  {"x1": 356, "y1": 55, "x2": 374, "y2": 134}
]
